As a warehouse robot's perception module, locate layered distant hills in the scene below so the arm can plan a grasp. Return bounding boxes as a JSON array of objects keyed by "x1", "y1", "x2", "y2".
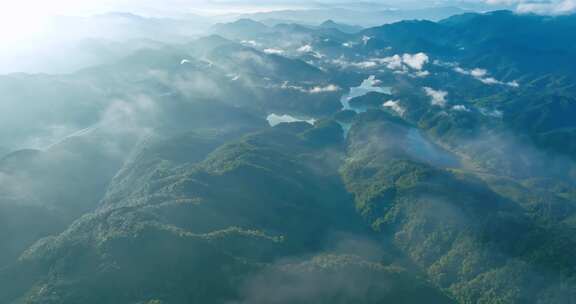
[{"x1": 1, "y1": 10, "x2": 576, "y2": 304}]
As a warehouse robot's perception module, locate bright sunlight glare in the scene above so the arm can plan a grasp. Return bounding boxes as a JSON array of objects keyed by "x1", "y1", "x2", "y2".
[{"x1": 0, "y1": 0, "x2": 101, "y2": 47}]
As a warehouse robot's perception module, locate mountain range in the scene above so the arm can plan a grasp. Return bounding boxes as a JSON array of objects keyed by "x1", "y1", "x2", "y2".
[{"x1": 1, "y1": 9, "x2": 576, "y2": 304}]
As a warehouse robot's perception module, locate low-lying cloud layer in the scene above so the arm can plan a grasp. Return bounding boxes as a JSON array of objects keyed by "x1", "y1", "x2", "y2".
[
  {"x1": 454, "y1": 66, "x2": 519, "y2": 87},
  {"x1": 280, "y1": 81, "x2": 340, "y2": 94},
  {"x1": 486, "y1": 0, "x2": 576, "y2": 15},
  {"x1": 376, "y1": 53, "x2": 430, "y2": 72},
  {"x1": 423, "y1": 87, "x2": 448, "y2": 107},
  {"x1": 434, "y1": 60, "x2": 519, "y2": 87},
  {"x1": 383, "y1": 100, "x2": 406, "y2": 116},
  {"x1": 333, "y1": 53, "x2": 430, "y2": 77}
]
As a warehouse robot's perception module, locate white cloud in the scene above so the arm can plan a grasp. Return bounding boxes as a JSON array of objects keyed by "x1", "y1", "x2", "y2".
[
  {"x1": 354, "y1": 61, "x2": 379, "y2": 69},
  {"x1": 377, "y1": 53, "x2": 430, "y2": 76},
  {"x1": 480, "y1": 108, "x2": 504, "y2": 118},
  {"x1": 507, "y1": 80, "x2": 520, "y2": 88},
  {"x1": 402, "y1": 53, "x2": 429, "y2": 71},
  {"x1": 361, "y1": 36, "x2": 371, "y2": 45},
  {"x1": 281, "y1": 81, "x2": 339, "y2": 94},
  {"x1": 263, "y1": 48, "x2": 285, "y2": 55},
  {"x1": 295, "y1": 44, "x2": 324, "y2": 59},
  {"x1": 517, "y1": 0, "x2": 576, "y2": 15},
  {"x1": 453, "y1": 65, "x2": 519, "y2": 87},
  {"x1": 485, "y1": 0, "x2": 576, "y2": 15},
  {"x1": 363, "y1": 75, "x2": 382, "y2": 87},
  {"x1": 382, "y1": 100, "x2": 406, "y2": 116},
  {"x1": 452, "y1": 105, "x2": 471, "y2": 112},
  {"x1": 331, "y1": 58, "x2": 377, "y2": 70},
  {"x1": 297, "y1": 44, "x2": 313, "y2": 53},
  {"x1": 309, "y1": 84, "x2": 340, "y2": 94},
  {"x1": 485, "y1": 0, "x2": 523, "y2": 4},
  {"x1": 227, "y1": 73, "x2": 241, "y2": 81},
  {"x1": 423, "y1": 87, "x2": 448, "y2": 107},
  {"x1": 281, "y1": 81, "x2": 306, "y2": 92},
  {"x1": 241, "y1": 40, "x2": 262, "y2": 47},
  {"x1": 414, "y1": 70, "x2": 430, "y2": 77},
  {"x1": 470, "y1": 68, "x2": 488, "y2": 78},
  {"x1": 380, "y1": 54, "x2": 403, "y2": 70},
  {"x1": 311, "y1": 51, "x2": 325, "y2": 59},
  {"x1": 332, "y1": 53, "x2": 429, "y2": 75}
]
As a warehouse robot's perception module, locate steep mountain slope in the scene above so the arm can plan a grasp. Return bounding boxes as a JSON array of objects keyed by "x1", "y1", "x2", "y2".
[
  {"x1": 0, "y1": 124, "x2": 453, "y2": 304},
  {"x1": 0, "y1": 133, "x2": 128, "y2": 268},
  {"x1": 341, "y1": 111, "x2": 576, "y2": 303},
  {"x1": 363, "y1": 10, "x2": 576, "y2": 79}
]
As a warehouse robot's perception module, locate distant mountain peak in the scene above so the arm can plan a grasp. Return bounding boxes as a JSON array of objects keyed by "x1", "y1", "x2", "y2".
[
  {"x1": 319, "y1": 19, "x2": 363, "y2": 33},
  {"x1": 232, "y1": 18, "x2": 268, "y2": 27},
  {"x1": 212, "y1": 18, "x2": 270, "y2": 38},
  {"x1": 321, "y1": 19, "x2": 337, "y2": 26}
]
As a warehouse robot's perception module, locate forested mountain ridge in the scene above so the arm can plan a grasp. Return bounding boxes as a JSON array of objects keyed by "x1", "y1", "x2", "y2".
[{"x1": 1, "y1": 9, "x2": 576, "y2": 304}]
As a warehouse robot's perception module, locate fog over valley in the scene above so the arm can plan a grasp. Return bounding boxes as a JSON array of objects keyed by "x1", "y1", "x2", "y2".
[{"x1": 1, "y1": 1, "x2": 576, "y2": 303}]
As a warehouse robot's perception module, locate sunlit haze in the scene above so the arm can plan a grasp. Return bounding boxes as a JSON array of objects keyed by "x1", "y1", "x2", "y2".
[{"x1": 1, "y1": 0, "x2": 576, "y2": 303}]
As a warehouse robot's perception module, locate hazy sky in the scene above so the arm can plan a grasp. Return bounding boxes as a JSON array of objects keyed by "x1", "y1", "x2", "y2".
[
  {"x1": 0, "y1": 0, "x2": 573, "y2": 51},
  {"x1": 0, "y1": 0, "x2": 500, "y2": 18},
  {"x1": 0, "y1": 0, "x2": 572, "y2": 20},
  {"x1": 0, "y1": 0, "x2": 447, "y2": 46}
]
